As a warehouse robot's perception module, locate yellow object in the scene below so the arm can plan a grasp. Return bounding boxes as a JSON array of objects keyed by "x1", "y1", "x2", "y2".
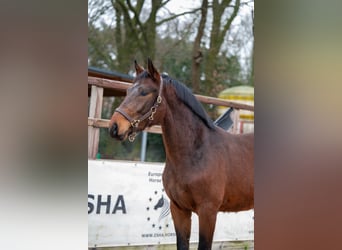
[{"x1": 217, "y1": 86, "x2": 254, "y2": 121}]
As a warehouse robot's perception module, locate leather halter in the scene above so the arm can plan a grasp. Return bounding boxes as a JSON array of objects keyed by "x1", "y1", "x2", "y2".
[{"x1": 115, "y1": 76, "x2": 163, "y2": 142}]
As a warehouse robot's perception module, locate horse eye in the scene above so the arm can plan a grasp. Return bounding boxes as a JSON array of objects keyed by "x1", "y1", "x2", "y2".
[{"x1": 140, "y1": 89, "x2": 149, "y2": 96}]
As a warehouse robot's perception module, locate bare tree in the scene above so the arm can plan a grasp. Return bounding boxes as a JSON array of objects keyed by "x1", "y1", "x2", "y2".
[
  {"x1": 204, "y1": 0, "x2": 241, "y2": 95},
  {"x1": 89, "y1": 0, "x2": 202, "y2": 72},
  {"x1": 191, "y1": 0, "x2": 208, "y2": 93},
  {"x1": 89, "y1": 0, "x2": 252, "y2": 90}
]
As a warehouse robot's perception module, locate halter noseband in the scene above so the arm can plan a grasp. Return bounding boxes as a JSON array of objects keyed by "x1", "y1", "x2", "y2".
[{"x1": 115, "y1": 76, "x2": 163, "y2": 142}]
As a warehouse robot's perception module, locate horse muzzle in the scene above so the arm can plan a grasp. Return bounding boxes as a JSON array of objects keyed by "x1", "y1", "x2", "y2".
[
  {"x1": 109, "y1": 112, "x2": 132, "y2": 141},
  {"x1": 109, "y1": 122, "x2": 135, "y2": 141},
  {"x1": 109, "y1": 123, "x2": 120, "y2": 139}
]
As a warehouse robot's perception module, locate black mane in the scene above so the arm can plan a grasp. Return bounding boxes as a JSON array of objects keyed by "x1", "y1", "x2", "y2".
[
  {"x1": 135, "y1": 71, "x2": 215, "y2": 129},
  {"x1": 161, "y1": 74, "x2": 215, "y2": 130}
]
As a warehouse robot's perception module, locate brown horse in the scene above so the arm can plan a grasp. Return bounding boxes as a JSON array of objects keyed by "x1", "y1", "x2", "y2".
[{"x1": 109, "y1": 59, "x2": 254, "y2": 250}]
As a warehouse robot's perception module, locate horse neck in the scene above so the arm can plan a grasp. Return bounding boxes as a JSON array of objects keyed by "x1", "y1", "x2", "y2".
[{"x1": 160, "y1": 89, "x2": 211, "y2": 164}]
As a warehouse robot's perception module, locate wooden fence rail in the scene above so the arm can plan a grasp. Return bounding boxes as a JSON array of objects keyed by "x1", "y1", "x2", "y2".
[{"x1": 88, "y1": 77, "x2": 254, "y2": 111}]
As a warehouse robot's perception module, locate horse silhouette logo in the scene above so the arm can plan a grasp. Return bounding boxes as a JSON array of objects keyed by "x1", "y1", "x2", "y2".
[
  {"x1": 146, "y1": 191, "x2": 172, "y2": 230},
  {"x1": 154, "y1": 195, "x2": 170, "y2": 222}
]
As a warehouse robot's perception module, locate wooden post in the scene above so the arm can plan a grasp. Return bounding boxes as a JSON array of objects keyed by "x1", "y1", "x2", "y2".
[
  {"x1": 233, "y1": 109, "x2": 240, "y2": 134},
  {"x1": 88, "y1": 85, "x2": 103, "y2": 159}
]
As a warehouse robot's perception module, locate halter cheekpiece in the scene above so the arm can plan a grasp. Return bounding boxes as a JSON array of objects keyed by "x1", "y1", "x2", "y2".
[{"x1": 115, "y1": 76, "x2": 163, "y2": 142}]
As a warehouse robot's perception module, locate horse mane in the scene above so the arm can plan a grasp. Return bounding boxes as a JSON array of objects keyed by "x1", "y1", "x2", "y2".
[
  {"x1": 135, "y1": 71, "x2": 215, "y2": 129},
  {"x1": 162, "y1": 74, "x2": 215, "y2": 130}
]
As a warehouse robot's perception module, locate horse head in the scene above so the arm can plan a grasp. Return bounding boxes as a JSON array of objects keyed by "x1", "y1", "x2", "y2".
[{"x1": 109, "y1": 58, "x2": 165, "y2": 142}]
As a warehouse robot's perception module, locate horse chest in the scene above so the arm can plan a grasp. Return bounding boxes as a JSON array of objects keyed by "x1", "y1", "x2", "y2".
[{"x1": 162, "y1": 165, "x2": 202, "y2": 210}]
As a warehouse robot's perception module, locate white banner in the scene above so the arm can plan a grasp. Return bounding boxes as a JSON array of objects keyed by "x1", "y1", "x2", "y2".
[{"x1": 88, "y1": 160, "x2": 254, "y2": 247}]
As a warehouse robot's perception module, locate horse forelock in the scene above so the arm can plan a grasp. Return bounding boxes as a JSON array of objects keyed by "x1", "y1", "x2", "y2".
[
  {"x1": 135, "y1": 70, "x2": 150, "y2": 81},
  {"x1": 135, "y1": 70, "x2": 160, "y2": 82}
]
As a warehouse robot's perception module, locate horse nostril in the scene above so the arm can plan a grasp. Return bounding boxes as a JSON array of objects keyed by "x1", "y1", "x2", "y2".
[{"x1": 109, "y1": 123, "x2": 118, "y2": 138}]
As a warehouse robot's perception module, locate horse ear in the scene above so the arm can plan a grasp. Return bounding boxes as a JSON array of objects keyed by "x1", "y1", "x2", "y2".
[
  {"x1": 134, "y1": 60, "x2": 144, "y2": 75},
  {"x1": 147, "y1": 58, "x2": 160, "y2": 82}
]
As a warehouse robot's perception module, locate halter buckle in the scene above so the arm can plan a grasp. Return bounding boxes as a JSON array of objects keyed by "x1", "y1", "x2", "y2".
[{"x1": 131, "y1": 120, "x2": 140, "y2": 128}]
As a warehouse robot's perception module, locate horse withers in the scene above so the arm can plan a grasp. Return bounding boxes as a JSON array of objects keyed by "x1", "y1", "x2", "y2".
[{"x1": 109, "y1": 59, "x2": 254, "y2": 250}]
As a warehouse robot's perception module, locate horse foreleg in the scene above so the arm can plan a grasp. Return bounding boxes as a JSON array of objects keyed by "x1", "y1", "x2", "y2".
[
  {"x1": 197, "y1": 206, "x2": 218, "y2": 250},
  {"x1": 170, "y1": 201, "x2": 191, "y2": 250}
]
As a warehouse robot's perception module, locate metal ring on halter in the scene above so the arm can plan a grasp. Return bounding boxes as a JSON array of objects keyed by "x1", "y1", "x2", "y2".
[
  {"x1": 128, "y1": 132, "x2": 137, "y2": 142},
  {"x1": 150, "y1": 107, "x2": 157, "y2": 119}
]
